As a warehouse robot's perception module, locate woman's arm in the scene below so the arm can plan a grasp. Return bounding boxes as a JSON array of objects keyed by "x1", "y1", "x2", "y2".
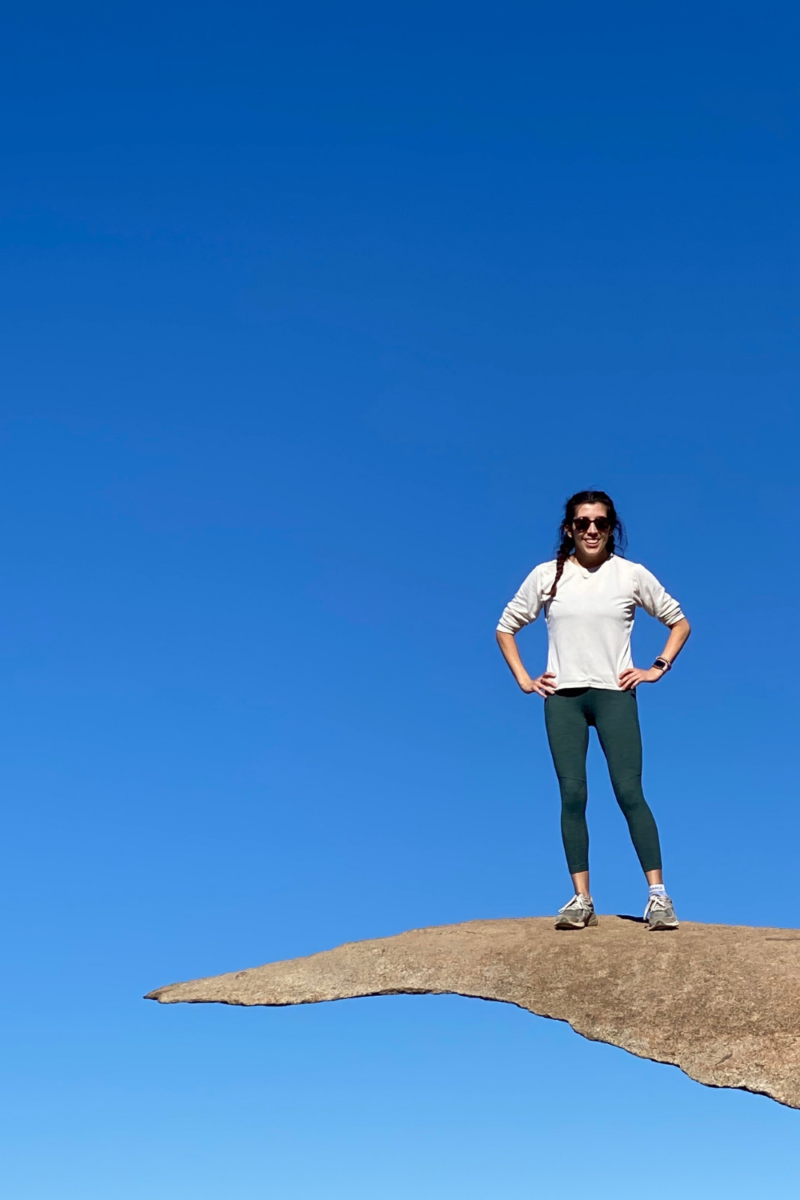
[
  {"x1": 619, "y1": 617, "x2": 691, "y2": 691},
  {"x1": 660, "y1": 616, "x2": 692, "y2": 665},
  {"x1": 496, "y1": 630, "x2": 556, "y2": 696}
]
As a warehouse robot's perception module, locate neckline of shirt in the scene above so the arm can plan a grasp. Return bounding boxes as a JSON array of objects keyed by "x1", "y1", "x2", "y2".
[{"x1": 567, "y1": 553, "x2": 615, "y2": 578}]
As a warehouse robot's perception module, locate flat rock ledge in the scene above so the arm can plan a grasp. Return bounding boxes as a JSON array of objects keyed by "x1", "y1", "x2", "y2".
[{"x1": 146, "y1": 917, "x2": 800, "y2": 1109}]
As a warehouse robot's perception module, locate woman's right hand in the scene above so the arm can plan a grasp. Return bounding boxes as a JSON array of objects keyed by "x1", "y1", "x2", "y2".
[{"x1": 518, "y1": 671, "x2": 556, "y2": 697}]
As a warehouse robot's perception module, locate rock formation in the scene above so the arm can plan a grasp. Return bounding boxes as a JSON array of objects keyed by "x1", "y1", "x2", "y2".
[{"x1": 146, "y1": 917, "x2": 800, "y2": 1109}]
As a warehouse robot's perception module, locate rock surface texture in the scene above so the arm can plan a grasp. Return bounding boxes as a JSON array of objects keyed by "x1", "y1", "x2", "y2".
[{"x1": 147, "y1": 917, "x2": 800, "y2": 1109}]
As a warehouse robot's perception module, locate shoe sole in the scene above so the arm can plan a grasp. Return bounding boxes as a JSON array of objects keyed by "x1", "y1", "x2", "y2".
[
  {"x1": 647, "y1": 920, "x2": 679, "y2": 931},
  {"x1": 555, "y1": 913, "x2": 598, "y2": 930}
]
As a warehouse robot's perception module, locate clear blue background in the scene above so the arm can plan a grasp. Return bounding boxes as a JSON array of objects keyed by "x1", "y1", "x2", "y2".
[{"x1": 2, "y1": 2, "x2": 799, "y2": 1195}]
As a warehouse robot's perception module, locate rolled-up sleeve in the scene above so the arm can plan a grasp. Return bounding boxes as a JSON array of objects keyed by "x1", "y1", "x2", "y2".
[
  {"x1": 497, "y1": 567, "x2": 544, "y2": 634},
  {"x1": 634, "y1": 565, "x2": 685, "y2": 627}
]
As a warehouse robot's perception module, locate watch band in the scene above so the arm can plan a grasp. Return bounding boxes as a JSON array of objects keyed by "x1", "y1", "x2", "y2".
[{"x1": 653, "y1": 656, "x2": 672, "y2": 672}]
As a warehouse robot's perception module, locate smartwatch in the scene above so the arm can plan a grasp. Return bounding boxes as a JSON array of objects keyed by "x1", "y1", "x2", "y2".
[{"x1": 653, "y1": 656, "x2": 672, "y2": 673}]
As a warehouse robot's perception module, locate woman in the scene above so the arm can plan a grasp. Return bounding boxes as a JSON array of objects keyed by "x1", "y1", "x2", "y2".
[{"x1": 496, "y1": 490, "x2": 690, "y2": 931}]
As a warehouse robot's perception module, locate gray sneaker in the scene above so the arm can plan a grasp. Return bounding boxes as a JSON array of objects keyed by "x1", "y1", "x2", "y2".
[
  {"x1": 644, "y1": 893, "x2": 679, "y2": 930},
  {"x1": 555, "y1": 894, "x2": 598, "y2": 930}
]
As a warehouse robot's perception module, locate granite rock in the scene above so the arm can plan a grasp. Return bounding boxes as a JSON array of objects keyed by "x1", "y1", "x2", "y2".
[{"x1": 146, "y1": 917, "x2": 800, "y2": 1108}]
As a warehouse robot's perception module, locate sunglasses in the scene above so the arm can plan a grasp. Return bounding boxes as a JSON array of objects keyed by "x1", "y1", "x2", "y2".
[{"x1": 571, "y1": 516, "x2": 612, "y2": 533}]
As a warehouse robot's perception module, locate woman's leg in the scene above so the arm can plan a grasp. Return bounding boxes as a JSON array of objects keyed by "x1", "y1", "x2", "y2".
[
  {"x1": 590, "y1": 689, "x2": 662, "y2": 874},
  {"x1": 544, "y1": 691, "x2": 591, "y2": 889}
]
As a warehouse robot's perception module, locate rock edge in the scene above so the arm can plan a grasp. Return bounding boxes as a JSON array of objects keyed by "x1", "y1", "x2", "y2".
[{"x1": 146, "y1": 916, "x2": 800, "y2": 1109}]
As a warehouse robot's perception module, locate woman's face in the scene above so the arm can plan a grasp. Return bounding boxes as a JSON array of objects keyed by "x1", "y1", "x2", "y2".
[{"x1": 567, "y1": 502, "x2": 612, "y2": 561}]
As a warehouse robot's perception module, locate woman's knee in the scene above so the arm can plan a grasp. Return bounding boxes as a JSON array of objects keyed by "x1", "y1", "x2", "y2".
[
  {"x1": 613, "y1": 778, "x2": 650, "y2": 818},
  {"x1": 559, "y1": 778, "x2": 588, "y2": 816}
]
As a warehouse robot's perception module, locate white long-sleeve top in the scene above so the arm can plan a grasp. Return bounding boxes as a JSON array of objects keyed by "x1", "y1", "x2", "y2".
[{"x1": 497, "y1": 554, "x2": 685, "y2": 691}]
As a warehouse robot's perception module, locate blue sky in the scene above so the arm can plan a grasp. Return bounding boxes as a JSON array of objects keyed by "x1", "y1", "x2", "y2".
[{"x1": 2, "y1": 2, "x2": 800, "y2": 1195}]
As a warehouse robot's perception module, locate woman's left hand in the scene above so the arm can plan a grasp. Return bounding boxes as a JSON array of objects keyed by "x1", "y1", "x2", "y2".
[{"x1": 619, "y1": 666, "x2": 663, "y2": 691}]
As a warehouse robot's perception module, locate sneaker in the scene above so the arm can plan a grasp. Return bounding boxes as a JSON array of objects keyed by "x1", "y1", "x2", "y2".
[
  {"x1": 555, "y1": 894, "x2": 598, "y2": 930},
  {"x1": 644, "y1": 893, "x2": 679, "y2": 930}
]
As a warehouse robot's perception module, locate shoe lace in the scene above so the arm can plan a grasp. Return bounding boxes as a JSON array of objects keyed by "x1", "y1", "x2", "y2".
[
  {"x1": 559, "y1": 894, "x2": 591, "y2": 914},
  {"x1": 645, "y1": 893, "x2": 672, "y2": 915}
]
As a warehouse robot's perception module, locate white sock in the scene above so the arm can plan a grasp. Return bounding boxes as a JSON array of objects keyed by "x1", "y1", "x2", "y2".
[{"x1": 648, "y1": 883, "x2": 667, "y2": 897}]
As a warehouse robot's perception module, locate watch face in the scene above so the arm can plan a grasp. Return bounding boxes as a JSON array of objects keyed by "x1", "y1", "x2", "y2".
[{"x1": 654, "y1": 658, "x2": 668, "y2": 669}]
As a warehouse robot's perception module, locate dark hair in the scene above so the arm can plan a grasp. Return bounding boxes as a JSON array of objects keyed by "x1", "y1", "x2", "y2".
[{"x1": 548, "y1": 490, "x2": 627, "y2": 601}]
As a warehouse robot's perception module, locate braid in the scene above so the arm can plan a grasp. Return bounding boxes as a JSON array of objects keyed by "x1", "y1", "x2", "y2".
[{"x1": 548, "y1": 537, "x2": 572, "y2": 601}]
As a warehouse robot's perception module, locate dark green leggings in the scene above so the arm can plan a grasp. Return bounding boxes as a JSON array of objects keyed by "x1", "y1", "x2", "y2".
[{"x1": 544, "y1": 687, "x2": 662, "y2": 875}]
